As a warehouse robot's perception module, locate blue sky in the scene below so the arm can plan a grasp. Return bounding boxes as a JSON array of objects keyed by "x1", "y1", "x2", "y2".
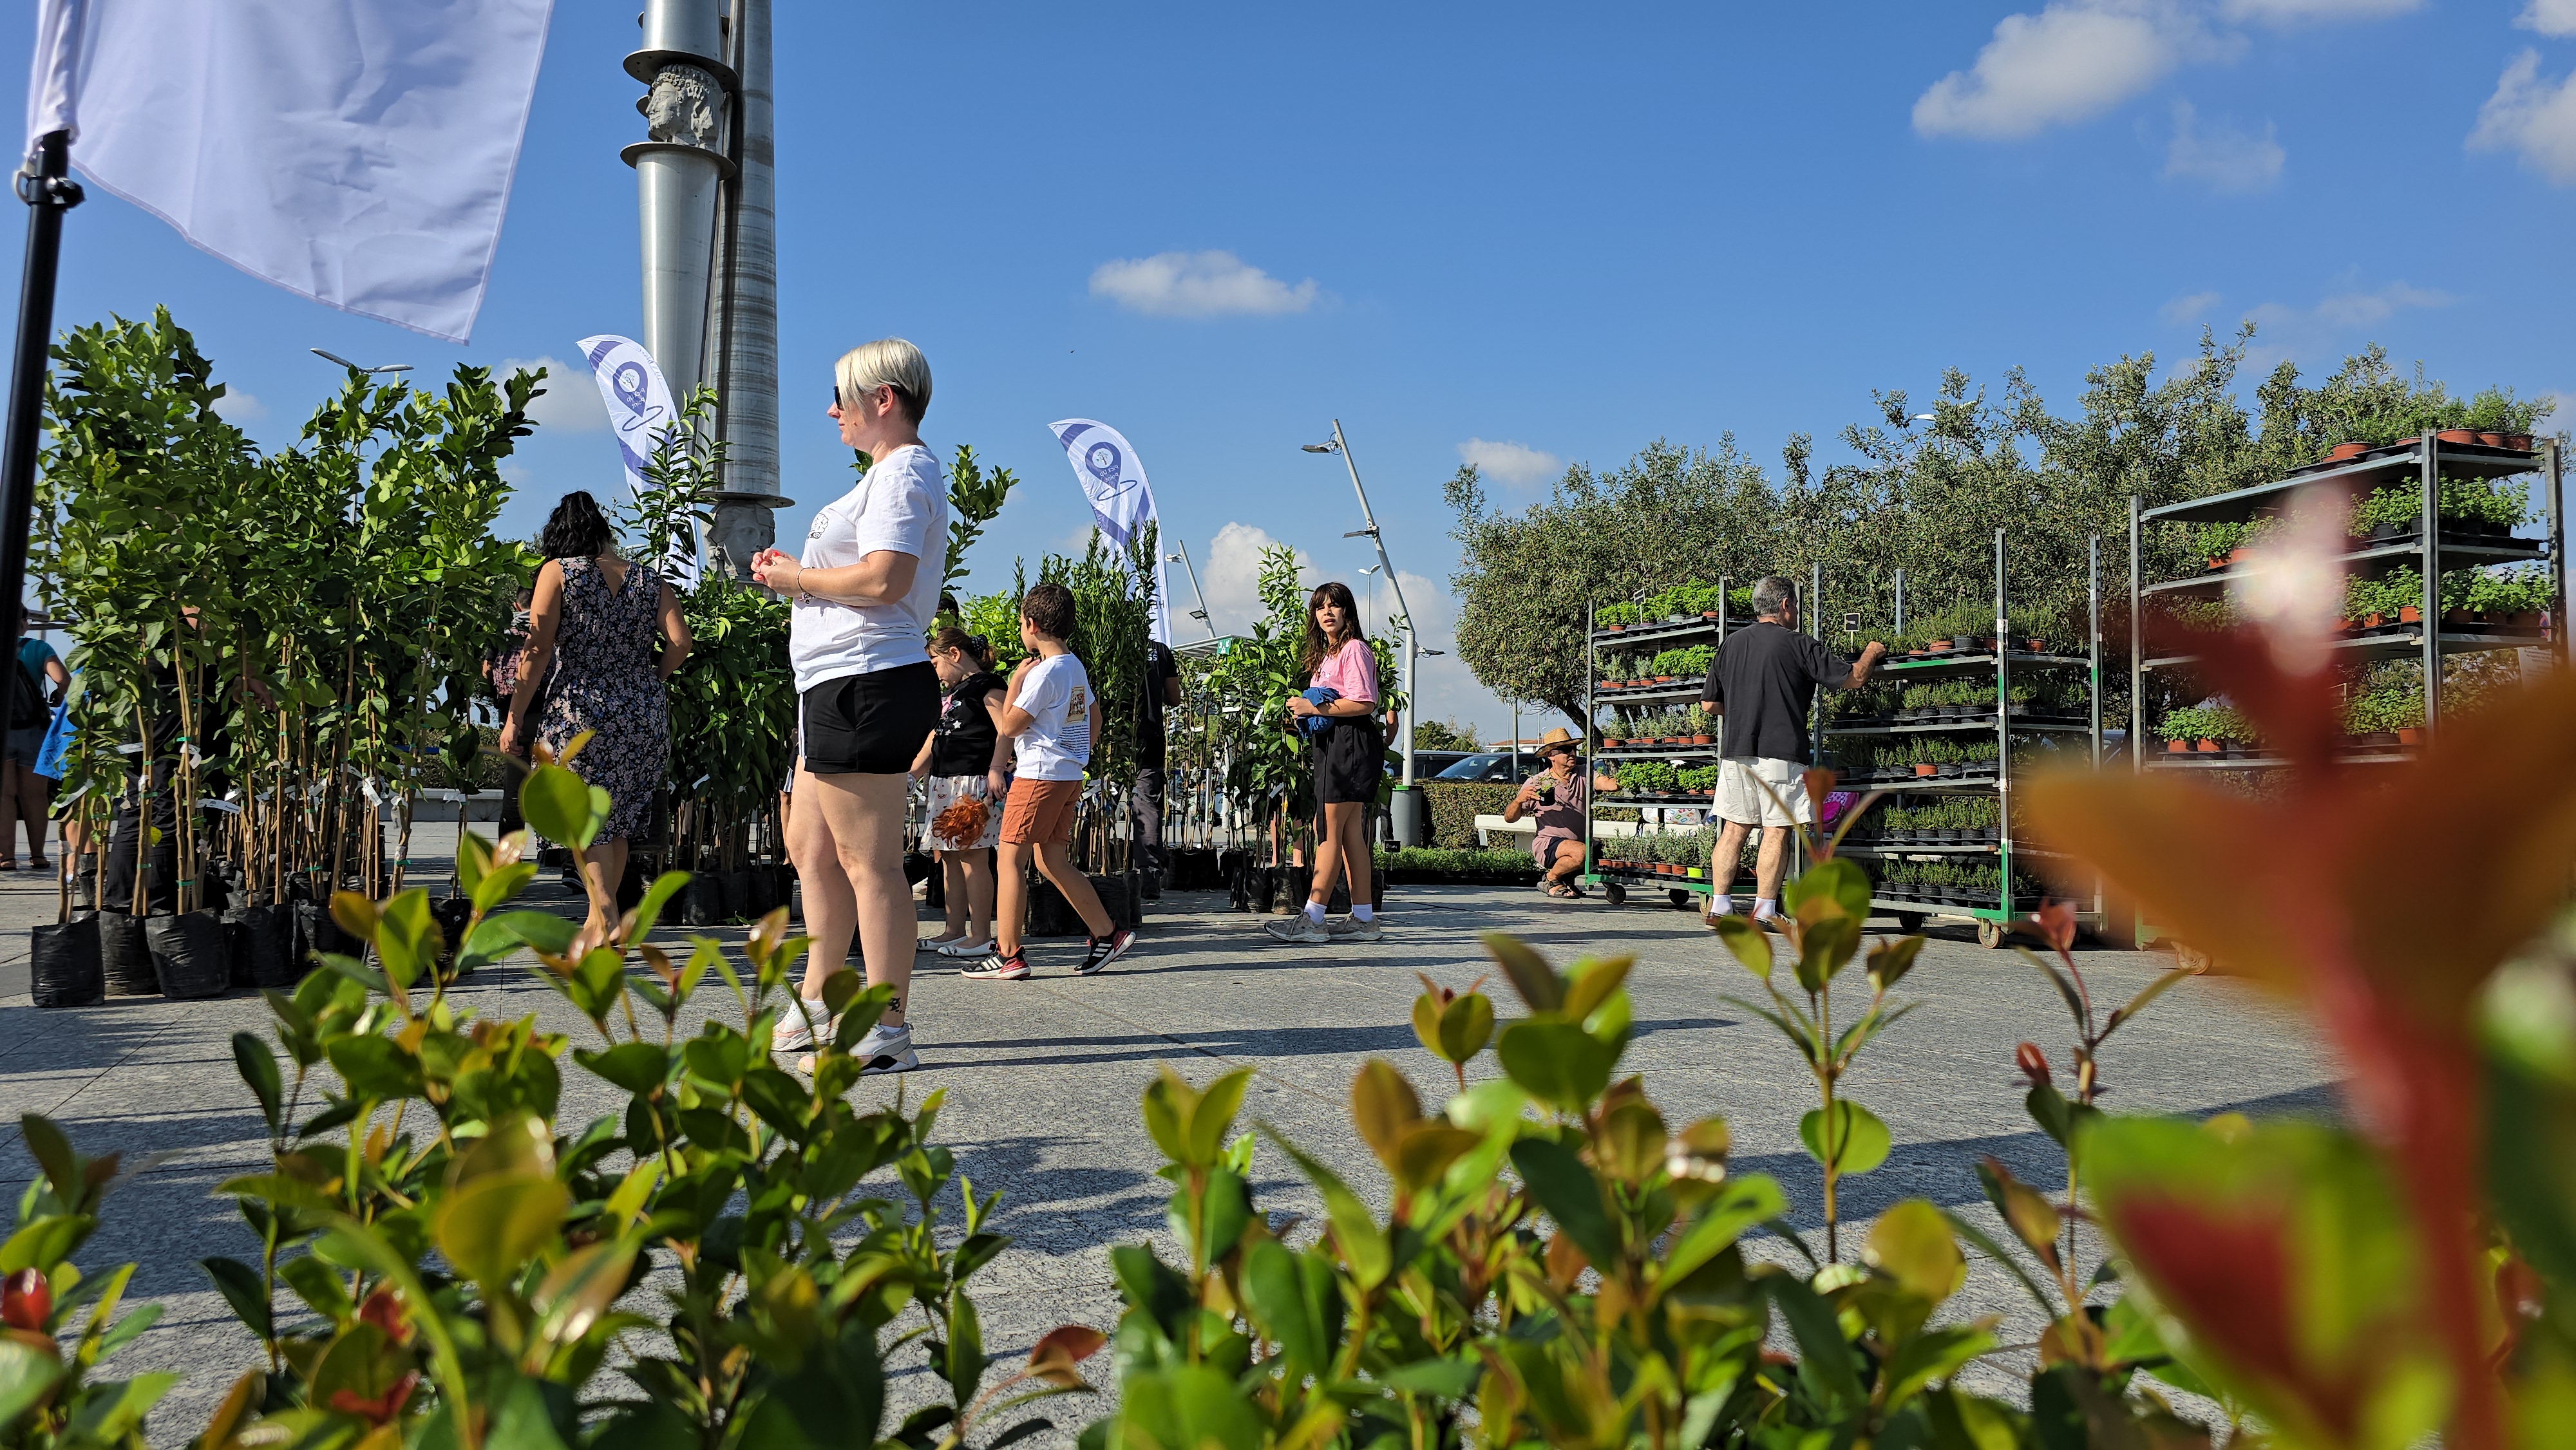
[{"x1": 10, "y1": 1, "x2": 2576, "y2": 736}]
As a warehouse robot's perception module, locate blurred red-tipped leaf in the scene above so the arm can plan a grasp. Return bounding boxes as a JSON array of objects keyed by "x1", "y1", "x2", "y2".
[{"x1": 1027, "y1": 1324, "x2": 1106, "y2": 1388}]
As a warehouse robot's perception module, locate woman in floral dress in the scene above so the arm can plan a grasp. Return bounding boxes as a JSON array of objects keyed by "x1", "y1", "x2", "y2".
[{"x1": 502, "y1": 491, "x2": 691, "y2": 948}]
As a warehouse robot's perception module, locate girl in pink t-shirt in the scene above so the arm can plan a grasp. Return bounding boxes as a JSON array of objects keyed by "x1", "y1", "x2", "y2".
[{"x1": 1273, "y1": 581, "x2": 1385, "y2": 945}]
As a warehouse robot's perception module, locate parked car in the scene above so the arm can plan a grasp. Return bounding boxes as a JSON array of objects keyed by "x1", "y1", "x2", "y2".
[
  {"x1": 1389, "y1": 749, "x2": 1476, "y2": 780},
  {"x1": 1429, "y1": 751, "x2": 1542, "y2": 784}
]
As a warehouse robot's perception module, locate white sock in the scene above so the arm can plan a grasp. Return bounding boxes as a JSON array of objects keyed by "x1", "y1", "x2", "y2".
[
  {"x1": 799, "y1": 996, "x2": 828, "y2": 1022},
  {"x1": 1711, "y1": 895, "x2": 1735, "y2": 918},
  {"x1": 1753, "y1": 898, "x2": 1778, "y2": 919},
  {"x1": 1352, "y1": 904, "x2": 1374, "y2": 923},
  {"x1": 1305, "y1": 901, "x2": 1327, "y2": 923}
]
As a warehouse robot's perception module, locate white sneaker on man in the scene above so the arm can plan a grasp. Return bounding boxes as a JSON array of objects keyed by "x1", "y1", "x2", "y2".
[{"x1": 1265, "y1": 914, "x2": 1332, "y2": 945}]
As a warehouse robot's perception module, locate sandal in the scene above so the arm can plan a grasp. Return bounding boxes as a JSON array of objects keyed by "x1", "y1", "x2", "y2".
[
  {"x1": 26, "y1": 856, "x2": 48, "y2": 871},
  {"x1": 1544, "y1": 881, "x2": 1578, "y2": 899}
]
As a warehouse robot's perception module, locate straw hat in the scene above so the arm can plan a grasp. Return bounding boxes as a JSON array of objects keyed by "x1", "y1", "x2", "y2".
[{"x1": 1536, "y1": 726, "x2": 1580, "y2": 758}]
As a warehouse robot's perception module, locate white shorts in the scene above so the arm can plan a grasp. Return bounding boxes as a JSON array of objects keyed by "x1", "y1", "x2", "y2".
[
  {"x1": 925, "y1": 774, "x2": 1003, "y2": 851},
  {"x1": 1715, "y1": 757, "x2": 1813, "y2": 829}
]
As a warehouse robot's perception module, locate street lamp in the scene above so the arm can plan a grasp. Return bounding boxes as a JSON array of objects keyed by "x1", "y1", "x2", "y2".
[
  {"x1": 312, "y1": 348, "x2": 412, "y2": 375},
  {"x1": 1164, "y1": 541, "x2": 1219, "y2": 641},
  {"x1": 1304, "y1": 419, "x2": 1432, "y2": 845}
]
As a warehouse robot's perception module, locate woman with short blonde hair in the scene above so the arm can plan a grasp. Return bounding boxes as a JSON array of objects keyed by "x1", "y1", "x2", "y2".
[{"x1": 750, "y1": 337, "x2": 947, "y2": 1075}]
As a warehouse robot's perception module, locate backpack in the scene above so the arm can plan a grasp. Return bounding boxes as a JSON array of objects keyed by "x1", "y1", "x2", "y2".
[{"x1": 8, "y1": 658, "x2": 44, "y2": 731}]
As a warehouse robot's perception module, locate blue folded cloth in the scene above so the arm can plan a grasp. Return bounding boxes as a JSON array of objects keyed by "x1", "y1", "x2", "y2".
[{"x1": 1300, "y1": 686, "x2": 1341, "y2": 737}]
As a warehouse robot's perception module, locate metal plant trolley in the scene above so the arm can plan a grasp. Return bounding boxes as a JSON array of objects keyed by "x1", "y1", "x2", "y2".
[
  {"x1": 1822, "y1": 531, "x2": 2107, "y2": 948},
  {"x1": 2130, "y1": 433, "x2": 2564, "y2": 756},
  {"x1": 2126, "y1": 434, "x2": 2564, "y2": 952},
  {"x1": 1578, "y1": 581, "x2": 1741, "y2": 910}
]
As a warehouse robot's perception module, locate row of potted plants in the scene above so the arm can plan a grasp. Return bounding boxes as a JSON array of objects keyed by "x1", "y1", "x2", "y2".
[
  {"x1": 1594, "y1": 581, "x2": 1753, "y2": 631},
  {"x1": 1602, "y1": 758, "x2": 1723, "y2": 798},
  {"x1": 1833, "y1": 735, "x2": 2005, "y2": 782},
  {"x1": 1871, "y1": 857, "x2": 2026, "y2": 907},
  {"x1": 1594, "y1": 643, "x2": 1714, "y2": 691},
  {"x1": 1844, "y1": 794, "x2": 2005, "y2": 845},
  {"x1": 1600, "y1": 708, "x2": 1715, "y2": 747},
  {"x1": 1592, "y1": 825, "x2": 1739, "y2": 877},
  {"x1": 1873, "y1": 598, "x2": 2071, "y2": 659},
  {"x1": 1829, "y1": 676, "x2": 2079, "y2": 727},
  {"x1": 2190, "y1": 478, "x2": 2534, "y2": 573},
  {"x1": 2340, "y1": 566, "x2": 2552, "y2": 634}
]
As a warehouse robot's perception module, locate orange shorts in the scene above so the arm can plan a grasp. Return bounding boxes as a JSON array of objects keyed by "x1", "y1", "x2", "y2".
[{"x1": 999, "y1": 777, "x2": 1083, "y2": 846}]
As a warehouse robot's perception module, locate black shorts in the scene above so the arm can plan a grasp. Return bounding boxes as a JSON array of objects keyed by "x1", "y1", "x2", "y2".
[
  {"x1": 802, "y1": 661, "x2": 939, "y2": 776},
  {"x1": 1312, "y1": 716, "x2": 1383, "y2": 805}
]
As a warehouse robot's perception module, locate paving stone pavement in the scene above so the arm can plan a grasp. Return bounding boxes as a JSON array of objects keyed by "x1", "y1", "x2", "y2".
[{"x1": 0, "y1": 824, "x2": 2336, "y2": 1443}]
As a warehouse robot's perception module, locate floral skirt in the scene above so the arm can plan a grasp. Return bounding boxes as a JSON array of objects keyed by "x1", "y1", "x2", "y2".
[{"x1": 926, "y1": 773, "x2": 1001, "y2": 851}]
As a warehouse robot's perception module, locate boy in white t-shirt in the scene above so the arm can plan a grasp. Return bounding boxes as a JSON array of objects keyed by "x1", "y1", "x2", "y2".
[{"x1": 963, "y1": 583, "x2": 1137, "y2": 981}]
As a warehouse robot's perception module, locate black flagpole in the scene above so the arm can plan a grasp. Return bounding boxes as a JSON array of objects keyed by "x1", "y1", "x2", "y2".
[{"x1": 0, "y1": 130, "x2": 80, "y2": 650}]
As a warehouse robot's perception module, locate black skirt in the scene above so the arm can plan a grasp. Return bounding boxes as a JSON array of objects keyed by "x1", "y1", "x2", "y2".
[{"x1": 1311, "y1": 715, "x2": 1383, "y2": 805}]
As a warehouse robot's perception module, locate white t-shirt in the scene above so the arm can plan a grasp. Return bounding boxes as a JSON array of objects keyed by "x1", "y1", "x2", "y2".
[
  {"x1": 1010, "y1": 652, "x2": 1092, "y2": 782},
  {"x1": 788, "y1": 443, "x2": 949, "y2": 692}
]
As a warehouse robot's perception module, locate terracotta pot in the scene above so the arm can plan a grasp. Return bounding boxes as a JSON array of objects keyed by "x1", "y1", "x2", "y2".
[
  {"x1": 2445, "y1": 608, "x2": 2472, "y2": 625},
  {"x1": 2027, "y1": 639, "x2": 2046, "y2": 652},
  {"x1": 2228, "y1": 549, "x2": 2250, "y2": 565},
  {"x1": 1604, "y1": 737, "x2": 1625, "y2": 747},
  {"x1": 2398, "y1": 727, "x2": 2423, "y2": 746},
  {"x1": 2196, "y1": 739, "x2": 2222, "y2": 753},
  {"x1": 2517, "y1": 611, "x2": 2544, "y2": 628},
  {"x1": 2438, "y1": 428, "x2": 2477, "y2": 445},
  {"x1": 1690, "y1": 733, "x2": 1712, "y2": 745},
  {"x1": 1598, "y1": 680, "x2": 1617, "y2": 690},
  {"x1": 1701, "y1": 611, "x2": 1720, "y2": 621},
  {"x1": 2510, "y1": 433, "x2": 2535, "y2": 451},
  {"x1": 2398, "y1": 605, "x2": 2421, "y2": 624},
  {"x1": 2479, "y1": 431, "x2": 2508, "y2": 447},
  {"x1": 2206, "y1": 557, "x2": 2228, "y2": 572},
  {"x1": 1606, "y1": 624, "x2": 1624, "y2": 632},
  {"x1": 2327, "y1": 441, "x2": 2371, "y2": 462},
  {"x1": 1656, "y1": 674, "x2": 1676, "y2": 683},
  {"x1": 2165, "y1": 739, "x2": 2187, "y2": 754},
  {"x1": 1913, "y1": 763, "x2": 1937, "y2": 777},
  {"x1": 2363, "y1": 612, "x2": 2386, "y2": 629},
  {"x1": 1929, "y1": 641, "x2": 1953, "y2": 654}
]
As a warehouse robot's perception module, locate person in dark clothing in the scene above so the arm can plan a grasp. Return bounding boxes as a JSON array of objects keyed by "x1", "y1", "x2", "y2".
[
  {"x1": 910, "y1": 626, "x2": 1008, "y2": 956},
  {"x1": 1699, "y1": 574, "x2": 1884, "y2": 923},
  {"x1": 1131, "y1": 637, "x2": 1179, "y2": 892}
]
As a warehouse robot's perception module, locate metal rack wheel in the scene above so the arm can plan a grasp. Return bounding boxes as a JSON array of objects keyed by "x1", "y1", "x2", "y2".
[
  {"x1": 1895, "y1": 911, "x2": 1926, "y2": 934},
  {"x1": 2175, "y1": 944, "x2": 2213, "y2": 974},
  {"x1": 1976, "y1": 919, "x2": 2005, "y2": 950},
  {"x1": 1669, "y1": 889, "x2": 1692, "y2": 910},
  {"x1": 1603, "y1": 883, "x2": 1626, "y2": 906}
]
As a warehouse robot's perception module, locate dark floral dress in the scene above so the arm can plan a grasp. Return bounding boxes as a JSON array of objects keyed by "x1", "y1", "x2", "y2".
[{"x1": 536, "y1": 556, "x2": 668, "y2": 842}]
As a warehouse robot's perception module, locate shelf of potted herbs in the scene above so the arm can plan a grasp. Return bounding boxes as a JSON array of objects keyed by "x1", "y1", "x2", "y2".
[
  {"x1": 2132, "y1": 430, "x2": 2563, "y2": 747},
  {"x1": 1815, "y1": 530, "x2": 2108, "y2": 947}
]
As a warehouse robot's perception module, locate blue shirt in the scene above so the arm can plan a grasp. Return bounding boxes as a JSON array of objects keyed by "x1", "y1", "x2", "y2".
[{"x1": 17, "y1": 638, "x2": 55, "y2": 678}]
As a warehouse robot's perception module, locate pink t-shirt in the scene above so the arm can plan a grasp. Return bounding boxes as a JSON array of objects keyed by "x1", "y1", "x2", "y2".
[{"x1": 1311, "y1": 638, "x2": 1378, "y2": 704}]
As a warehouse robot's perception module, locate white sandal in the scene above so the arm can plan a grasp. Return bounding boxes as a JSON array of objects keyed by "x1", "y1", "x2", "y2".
[{"x1": 937, "y1": 937, "x2": 996, "y2": 957}]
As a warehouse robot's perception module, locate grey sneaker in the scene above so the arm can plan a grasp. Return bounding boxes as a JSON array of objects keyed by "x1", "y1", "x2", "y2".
[
  {"x1": 1265, "y1": 914, "x2": 1332, "y2": 945},
  {"x1": 852, "y1": 1023, "x2": 918, "y2": 1076},
  {"x1": 1327, "y1": 916, "x2": 1384, "y2": 942}
]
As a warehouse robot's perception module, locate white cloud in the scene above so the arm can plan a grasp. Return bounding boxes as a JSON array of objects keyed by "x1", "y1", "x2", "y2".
[
  {"x1": 2470, "y1": 50, "x2": 2576, "y2": 184},
  {"x1": 2239, "y1": 279, "x2": 2454, "y2": 364},
  {"x1": 498, "y1": 356, "x2": 608, "y2": 432},
  {"x1": 1913, "y1": 2, "x2": 2193, "y2": 140},
  {"x1": 2520, "y1": 0, "x2": 2576, "y2": 36},
  {"x1": 1456, "y1": 438, "x2": 1562, "y2": 489},
  {"x1": 213, "y1": 388, "x2": 266, "y2": 422},
  {"x1": 2162, "y1": 289, "x2": 2222, "y2": 323},
  {"x1": 1088, "y1": 250, "x2": 1321, "y2": 318},
  {"x1": 2163, "y1": 100, "x2": 2284, "y2": 192},
  {"x1": 1192, "y1": 522, "x2": 1314, "y2": 636},
  {"x1": 1917, "y1": 0, "x2": 2412, "y2": 142},
  {"x1": 2219, "y1": 0, "x2": 2417, "y2": 22}
]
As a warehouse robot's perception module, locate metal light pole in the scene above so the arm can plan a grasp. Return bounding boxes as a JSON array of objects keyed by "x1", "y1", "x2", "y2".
[
  {"x1": 0, "y1": 131, "x2": 80, "y2": 655},
  {"x1": 1166, "y1": 543, "x2": 1219, "y2": 641},
  {"x1": 623, "y1": 0, "x2": 733, "y2": 429},
  {"x1": 1303, "y1": 420, "x2": 1426, "y2": 845},
  {"x1": 707, "y1": 0, "x2": 783, "y2": 574}
]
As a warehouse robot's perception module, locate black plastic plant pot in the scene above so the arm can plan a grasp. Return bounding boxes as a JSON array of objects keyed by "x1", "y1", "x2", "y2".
[
  {"x1": 1951, "y1": 636, "x2": 1976, "y2": 650},
  {"x1": 298, "y1": 899, "x2": 352, "y2": 963},
  {"x1": 30, "y1": 912, "x2": 102, "y2": 1008},
  {"x1": 147, "y1": 910, "x2": 230, "y2": 999},
  {"x1": 683, "y1": 873, "x2": 727, "y2": 927},
  {"x1": 100, "y1": 912, "x2": 156, "y2": 997}
]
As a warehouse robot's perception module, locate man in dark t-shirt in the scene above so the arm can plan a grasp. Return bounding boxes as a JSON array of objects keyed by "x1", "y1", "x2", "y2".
[
  {"x1": 1699, "y1": 574, "x2": 1885, "y2": 923},
  {"x1": 1131, "y1": 639, "x2": 1180, "y2": 890}
]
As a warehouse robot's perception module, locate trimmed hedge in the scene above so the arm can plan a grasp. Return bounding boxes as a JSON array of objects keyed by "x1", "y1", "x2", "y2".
[
  {"x1": 1373, "y1": 846, "x2": 1540, "y2": 874},
  {"x1": 1421, "y1": 780, "x2": 1639, "y2": 847},
  {"x1": 1423, "y1": 782, "x2": 1515, "y2": 847}
]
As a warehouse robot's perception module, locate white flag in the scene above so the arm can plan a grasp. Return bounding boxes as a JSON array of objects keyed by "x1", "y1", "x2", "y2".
[
  {"x1": 25, "y1": 0, "x2": 553, "y2": 343},
  {"x1": 578, "y1": 334, "x2": 698, "y2": 589},
  {"x1": 1048, "y1": 419, "x2": 1170, "y2": 642}
]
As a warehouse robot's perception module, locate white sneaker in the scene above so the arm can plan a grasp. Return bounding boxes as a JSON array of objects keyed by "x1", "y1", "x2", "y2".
[
  {"x1": 1265, "y1": 914, "x2": 1332, "y2": 945},
  {"x1": 852, "y1": 1023, "x2": 919, "y2": 1075},
  {"x1": 772, "y1": 999, "x2": 833, "y2": 1052},
  {"x1": 937, "y1": 937, "x2": 996, "y2": 958},
  {"x1": 1328, "y1": 916, "x2": 1384, "y2": 942}
]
